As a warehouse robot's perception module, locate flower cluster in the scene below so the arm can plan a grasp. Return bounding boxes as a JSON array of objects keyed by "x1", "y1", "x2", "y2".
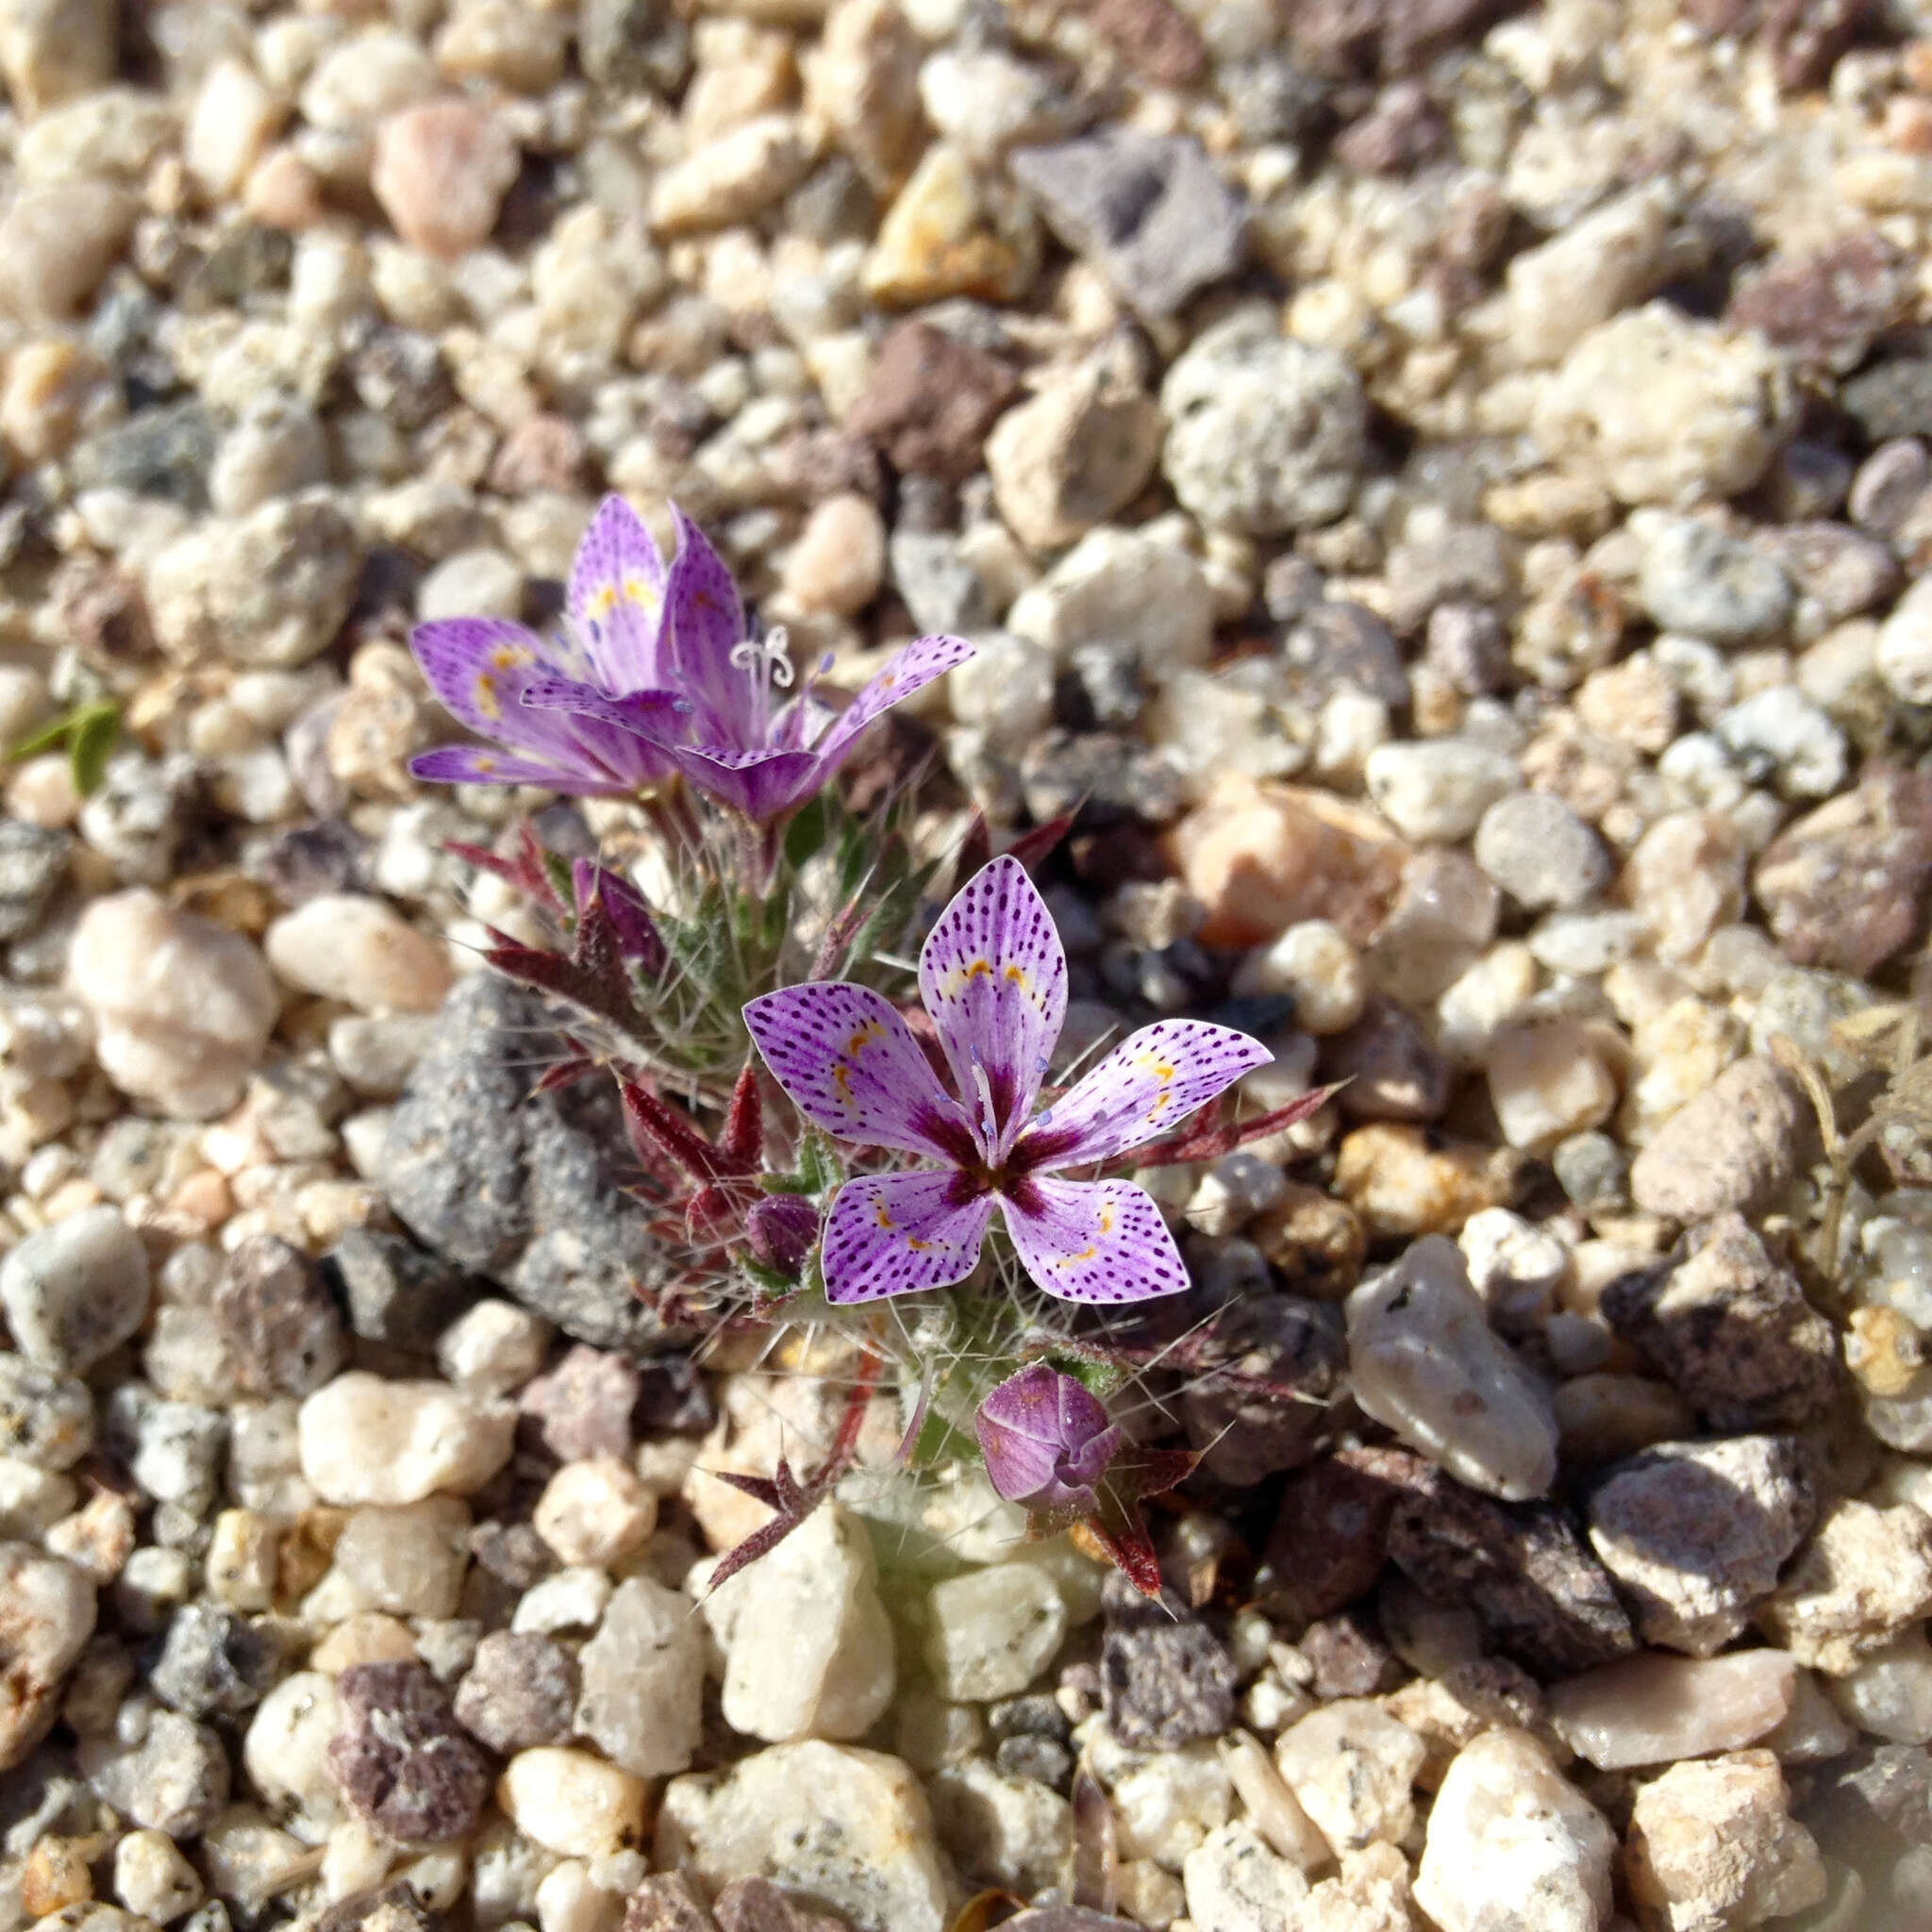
[
  {"x1": 411, "y1": 494, "x2": 969, "y2": 822},
  {"x1": 412, "y1": 496, "x2": 1284, "y2": 1596}
]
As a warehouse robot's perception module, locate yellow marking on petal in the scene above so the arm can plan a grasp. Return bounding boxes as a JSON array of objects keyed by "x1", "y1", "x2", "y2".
[
  {"x1": 1058, "y1": 1244, "x2": 1099, "y2": 1267},
  {"x1": 475, "y1": 674, "x2": 502, "y2": 721},
  {"x1": 845, "y1": 1021, "x2": 882, "y2": 1056},
  {"x1": 833, "y1": 1063, "x2": 854, "y2": 1102},
  {"x1": 592, "y1": 585, "x2": 620, "y2": 615},
  {"x1": 907, "y1": 1235, "x2": 933, "y2": 1251},
  {"x1": 1003, "y1": 964, "x2": 1028, "y2": 988},
  {"x1": 489, "y1": 644, "x2": 534, "y2": 671},
  {"x1": 623, "y1": 574, "x2": 658, "y2": 609},
  {"x1": 1098, "y1": 1204, "x2": 1115, "y2": 1233},
  {"x1": 874, "y1": 1200, "x2": 894, "y2": 1228}
]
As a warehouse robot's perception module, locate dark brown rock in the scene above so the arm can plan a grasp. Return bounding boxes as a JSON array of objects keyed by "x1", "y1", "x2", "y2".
[
  {"x1": 317, "y1": 1885, "x2": 442, "y2": 1932},
  {"x1": 1332, "y1": 81, "x2": 1448, "y2": 174},
  {"x1": 623, "y1": 1874, "x2": 715, "y2": 1932},
  {"x1": 1763, "y1": 0, "x2": 1872, "y2": 90},
  {"x1": 1323, "y1": 998, "x2": 1451, "y2": 1123},
  {"x1": 1291, "y1": 0, "x2": 1516, "y2": 78},
  {"x1": 328, "y1": 1661, "x2": 492, "y2": 1842},
  {"x1": 715, "y1": 1879, "x2": 854, "y2": 1932},
  {"x1": 453, "y1": 1631, "x2": 577, "y2": 1754},
  {"x1": 843, "y1": 322, "x2": 1017, "y2": 481},
  {"x1": 1725, "y1": 229, "x2": 1908, "y2": 375},
  {"x1": 1754, "y1": 766, "x2": 1932, "y2": 977},
  {"x1": 1177, "y1": 1296, "x2": 1346, "y2": 1484},
  {"x1": 1086, "y1": 0, "x2": 1206, "y2": 84},
  {"x1": 1601, "y1": 1214, "x2": 1840, "y2": 1431},
  {"x1": 1254, "y1": 1450, "x2": 1407, "y2": 1626},
  {"x1": 1100, "y1": 1575, "x2": 1237, "y2": 1750},
  {"x1": 1385, "y1": 1460, "x2": 1639, "y2": 1676},
  {"x1": 213, "y1": 1234, "x2": 348, "y2": 1397},
  {"x1": 519, "y1": 1344, "x2": 641, "y2": 1461}
]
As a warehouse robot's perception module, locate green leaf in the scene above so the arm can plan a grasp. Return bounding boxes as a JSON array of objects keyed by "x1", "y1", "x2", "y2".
[
  {"x1": 784, "y1": 791, "x2": 829, "y2": 868},
  {"x1": 8, "y1": 700, "x2": 122, "y2": 797}
]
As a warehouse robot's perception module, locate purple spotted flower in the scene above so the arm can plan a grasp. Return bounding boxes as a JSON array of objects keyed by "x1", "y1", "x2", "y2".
[
  {"x1": 411, "y1": 495, "x2": 972, "y2": 820},
  {"x1": 976, "y1": 1364, "x2": 1122, "y2": 1513},
  {"x1": 743, "y1": 856, "x2": 1271, "y2": 1304}
]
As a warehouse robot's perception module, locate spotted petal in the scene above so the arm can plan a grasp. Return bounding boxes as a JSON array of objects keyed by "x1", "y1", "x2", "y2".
[
  {"x1": 408, "y1": 744, "x2": 622, "y2": 794},
  {"x1": 1015, "y1": 1020, "x2": 1274, "y2": 1170},
  {"x1": 821, "y1": 1170, "x2": 995, "y2": 1304},
  {"x1": 412, "y1": 617, "x2": 553, "y2": 741},
  {"x1": 811, "y1": 634, "x2": 976, "y2": 773},
  {"x1": 919, "y1": 855, "x2": 1067, "y2": 1159},
  {"x1": 1002, "y1": 1175, "x2": 1189, "y2": 1304},
  {"x1": 667, "y1": 741, "x2": 825, "y2": 824},
  {"x1": 744, "y1": 981, "x2": 975, "y2": 1158},
  {"x1": 568, "y1": 495, "x2": 670, "y2": 692},
  {"x1": 662, "y1": 507, "x2": 751, "y2": 742}
]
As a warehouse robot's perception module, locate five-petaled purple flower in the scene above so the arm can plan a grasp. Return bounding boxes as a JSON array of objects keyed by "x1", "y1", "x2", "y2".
[
  {"x1": 744, "y1": 856, "x2": 1271, "y2": 1304},
  {"x1": 976, "y1": 1363, "x2": 1122, "y2": 1513},
  {"x1": 408, "y1": 494, "x2": 971, "y2": 822}
]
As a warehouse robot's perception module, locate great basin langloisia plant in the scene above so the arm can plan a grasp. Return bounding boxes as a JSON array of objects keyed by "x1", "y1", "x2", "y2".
[{"x1": 414, "y1": 494, "x2": 1327, "y2": 1594}]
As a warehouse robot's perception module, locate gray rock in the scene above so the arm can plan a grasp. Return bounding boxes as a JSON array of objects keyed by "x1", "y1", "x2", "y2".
[
  {"x1": 68, "y1": 400, "x2": 218, "y2": 508},
  {"x1": 1160, "y1": 306, "x2": 1366, "y2": 535},
  {"x1": 150, "y1": 1602, "x2": 283, "y2": 1719},
  {"x1": 0, "y1": 824, "x2": 70, "y2": 941},
  {"x1": 380, "y1": 975, "x2": 681, "y2": 1352},
  {"x1": 1281, "y1": 601, "x2": 1409, "y2": 708},
  {"x1": 0, "y1": 1354, "x2": 93, "y2": 1469},
  {"x1": 1602, "y1": 1214, "x2": 1840, "y2": 1431},
  {"x1": 1178, "y1": 1294, "x2": 1345, "y2": 1484},
  {"x1": 1011, "y1": 130, "x2": 1245, "y2": 321},
  {"x1": 76, "y1": 753, "x2": 204, "y2": 888},
  {"x1": 1843, "y1": 358, "x2": 1932, "y2": 443},
  {"x1": 1018, "y1": 730, "x2": 1185, "y2": 827},
  {"x1": 326, "y1": 1227, "x2": 472, "y2": 1353},
  {"x1": 577, "y1": 0, "x2": 689, "y2": 92},
  {"x1": 103, "y1": 1386, "x2": 227, "y2": 1517},
  {"x1": 1474, "y1": 793, "x2": 1611, "y2": 910},
  {"x1": 1587, "y1": 1436, "x2": 1814, "y2": 1656},
  {"x1": 79, "y1": 1706, "x2": 230, "y2": 1837},
  {"x1": 453, "y1": 1630, "x2": 577, "y2": 1754},
  {"x1": 888, "y1": 530, "x2": 994, "y2": 636},
  {"x1": 1639, "y1": 518, "x2": 1793, "y2": 645},
  {"x1": 1100, "y1": 1574, "x2": 1237, "y2": 1751},
  {"x1": 0, "y1": 1206, "x2": 149, "y2": 1373}
]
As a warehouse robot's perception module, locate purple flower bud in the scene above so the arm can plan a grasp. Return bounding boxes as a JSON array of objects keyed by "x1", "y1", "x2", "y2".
[
  {"x1": 745, "y1": 1193, "x2": 821, "y2": 1276},
  {"x1": 572, "y1": 858, "x2": 664, "y2": 969},
  {"x1": 975, "y1": 1363, "x2": 1122, "y2": 1514}
]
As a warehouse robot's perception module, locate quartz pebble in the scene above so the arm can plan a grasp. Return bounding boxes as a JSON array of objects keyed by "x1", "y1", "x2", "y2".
[
  {"x1": 0, "y1": 1541, "x2": 95, "y2": 1770},
  {"x1": 1413, "y1": 1729, "x2": 1615, "y2": 1932},
  {"x1": 926, "y1": 1560, "x2": 1066, "y2": 1703},
  {"x1": 1550, "y1": 1651, "x2": 1798, "y2": 1770},
  {"x1": 333, "y1": 1496, "x2": 472, "y2": 1617},
  {"x1": 266, "y1": 894, "x2": 454, "y2": 1013},
  {"x1": 298, "y1": 1373, "x2": 517, "y2": 1506},
  {"x1": 1180, "y1": 1821, "x2": 1309, "y2": 1932},
  {"x1": 501, "y1": 1745, "x2": 650, "y2": 1858},
  {"x1": 657, "y1": 1741, "x2": 949, "y2": 1932},
  {"x1": 576, "y1": 1574, "x2": 705, "y2": 1775},
  {"x1": 372, "y1": 99, "x2": 521, "y2": 258},
  {"x1": 68, "y1": 890, "x2": 279, "y2": 1118},
  {"x1": 1759, "y1": 1501, "x2": 1932, "y2": 1674},
  {"x1": 1345, "y1": 1235, "x2": 1558, "y2": 1501},
  {"x1": 1274, "y1": 1700, "x2": 1425, "y2": 1854},
  {"x1": 533, "y1": 1457, "x2": 657, "y2": 1568}
]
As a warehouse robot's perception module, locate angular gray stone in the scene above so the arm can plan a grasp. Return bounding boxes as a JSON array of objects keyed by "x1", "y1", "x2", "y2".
[
  {"x1": 380, "y1": 975, "x2": 681, "y2": 1351},
  {"x1": 1010, "y1": 130, "x2": 1245, "y2": 320}
]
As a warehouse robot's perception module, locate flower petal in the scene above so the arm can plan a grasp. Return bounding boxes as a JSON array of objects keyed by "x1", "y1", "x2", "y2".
[
  {"x1": 918, "y1": 854, "x2": 1067, "y2": 1158},
  {"x1": 743, "y1": 981, "x2": 976, "y2": 1158},
  {"x1": 975, "y1": 1362, "x2": 1122, "y2": 1511},
  {"x1": 408, "y1": 744, "x2": 622, "y2": 794},
  {"x1": 1015, "y1": 1020, "x2": 1274, "y2": 1170},
  {"x1": 411, "y1": 617, "x2": 551, "y2": 740},
  {"x1": 568, "y1": 495, "x2": 669, "y2": 691},
  {"x1": 663, "y1": 507, "x2": 752, "y2": 742},
  {"x1": 1002, "y1": 1175, "x2": 1189, "y2": 1304},
  {"x1": 822, "y1": 1170, "x2": 995, "y2": 1304},
  {"x1": 667, "y1": 741, "x2": 824, "y2": 824},
  {"x1": 811, "y1": 634, "x2": 976, "y2": 774}
]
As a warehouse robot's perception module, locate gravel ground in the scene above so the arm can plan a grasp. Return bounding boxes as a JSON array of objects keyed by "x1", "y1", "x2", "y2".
[{"x1": 8, "y1": 0, "x2": 1932, "y2": 1927}]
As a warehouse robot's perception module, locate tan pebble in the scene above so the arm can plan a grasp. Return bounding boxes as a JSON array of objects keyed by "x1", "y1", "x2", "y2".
[
  {"x1": 43, "y1": 1487, "x2": 136, "y2": 1584},
  {"x1": 863, "y1": 142, "x2": 1036, "y2": 307},
  {"x1": 21, "y1": 1837, "x2": 92, "y2": 1915},
  {"x1": 499, "y1": 1747, "x2": 649, "y2": 1859},
  {"x1": 1333, "y1": 1123, "x2": 1522, "y2": 1240},
  {"x1": 780, "y1": 492, "x2": 887, "y2": 617},
  {"x1": 244, "y1": 145, "x2": 327, "y2": 231},
  {"x1": 167, "y1": 1169, "x2": 234, "y2": 1234},
  {"x1": 310, "y1": 1610, "x2": 419, "y2": 1674},
  {"x1": 371, "y1": 99, "x2": 521, "y2": 259},
  {"x1": 533, "y1": 1457, "x2": 658, "y2": 1569},
  {"x1": 0, "y1": 338, "x2": 116, "y2": 463},
  {"x1": 1847, "y1": 1306, "x2": 1924, "y2": 1398},
  {"x1": 6, "y1": 753, "x2": 80, "y2": 826}
]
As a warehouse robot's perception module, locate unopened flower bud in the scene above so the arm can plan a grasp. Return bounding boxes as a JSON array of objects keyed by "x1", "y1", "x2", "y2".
[{"x1": 975, "y1": 1363, "x2": 1122, "y2": 1514}]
